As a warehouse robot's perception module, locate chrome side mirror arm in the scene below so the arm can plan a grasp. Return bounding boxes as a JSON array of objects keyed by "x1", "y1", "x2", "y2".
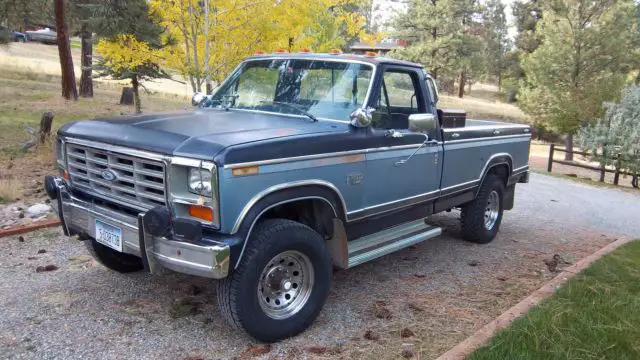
[{"x1": 394, "y1": 134, "x2": 431, "y2": 166}]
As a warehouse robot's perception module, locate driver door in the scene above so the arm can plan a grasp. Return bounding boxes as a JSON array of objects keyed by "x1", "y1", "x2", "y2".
[{"x1": 359, "y1": 66, "x2": 442, "y2": 217}]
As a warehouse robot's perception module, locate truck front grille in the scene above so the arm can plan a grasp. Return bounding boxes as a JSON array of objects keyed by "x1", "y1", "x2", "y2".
[{"x1": 66, "y1": 144, "x2": 166, "y2": 209}]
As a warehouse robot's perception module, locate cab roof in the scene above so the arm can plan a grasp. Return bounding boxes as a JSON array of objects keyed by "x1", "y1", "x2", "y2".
[{"x1": 244, "y1": 52, "x2": 424, "y2": 69}]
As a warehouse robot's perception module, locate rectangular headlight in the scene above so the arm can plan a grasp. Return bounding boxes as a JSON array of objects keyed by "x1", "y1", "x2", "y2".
[
  {"x1": 188, "y1": 168, "x2": 212, "y2": 197},
  {"x1": 55, "y1": 138, "x2": 65, "y2": 166}
]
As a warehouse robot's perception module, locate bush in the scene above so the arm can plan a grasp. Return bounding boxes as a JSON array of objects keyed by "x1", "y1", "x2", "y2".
[{"x1": 577, "y1": 85, "x2": 640, "y2": 175}]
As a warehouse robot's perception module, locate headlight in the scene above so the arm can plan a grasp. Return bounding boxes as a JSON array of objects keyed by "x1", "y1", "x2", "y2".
[
  {"x1": 188, "y1": 168, "x2": 212, "y2": 196},
  {"x1": 55, "y1": 138, "x2": 65, "y2": 166}
]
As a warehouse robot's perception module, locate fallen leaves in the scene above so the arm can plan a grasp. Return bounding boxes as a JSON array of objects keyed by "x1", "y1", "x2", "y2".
[
  {"x1": 372, "y1": 300, "x2": 392, "y2": 320},
  {"x1": 238, "y1": 344, "x2": 272, "y2": 358},
  {"x1": 364, "y1": 330, "x2": 379, "y2": 341},
  {"x1": 35, "y1": 264, "x2": 58, "y2": 272},
  {"x1": 169, "y1": 298, "x2": 200, "y2": 318},
  {"x1": 306, "y1": 346, "x2": 342, "y2": 355},
  {"x1": 400, "y1": 328, "x2": 414, "y2": 338}
]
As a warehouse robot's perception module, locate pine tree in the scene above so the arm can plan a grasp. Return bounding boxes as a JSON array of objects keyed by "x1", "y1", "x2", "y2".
[
  {"x1": 482, "y1": 0, "x2": 510, "y2": 90},
  {"x1": 390, "y1": 0, "x2": 482, "y2": 95},
  {"x1": 91, "y1": 0, "x2": 169, "y2": 113},
  {"x1": 519, "y1": 0, "x2": 637, "y2": 160}
]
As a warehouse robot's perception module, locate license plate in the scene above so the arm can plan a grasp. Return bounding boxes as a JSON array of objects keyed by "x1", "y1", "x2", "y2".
[{"x1": 95, "y1": 219, "x2": 123, "y2": 252}]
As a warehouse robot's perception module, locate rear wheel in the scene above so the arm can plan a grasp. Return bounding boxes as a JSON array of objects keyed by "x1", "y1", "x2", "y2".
[
  {"x1": 460, "y1": 174, "x2": 505, "y2": 244},
  {"x1": 85, "y1": 239, "x2": 144, "y2": 273},
  {"x1": 216, "y1": 219, "x2": 332, "y2": 342}
]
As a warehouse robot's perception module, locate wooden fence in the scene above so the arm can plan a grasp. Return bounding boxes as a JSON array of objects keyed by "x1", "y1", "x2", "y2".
[{"x1": 547, "y1": 144, "x2": 638, "y2": 186}]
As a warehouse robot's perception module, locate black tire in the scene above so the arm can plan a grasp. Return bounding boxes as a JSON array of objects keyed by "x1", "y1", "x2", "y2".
[
  {"x1": 216, "y1": 219, "x2": 332, "y2": 342},
  {"x1": 85, "y1": 239, "x2": 144, "y2": 273},
  {"x1": 460, "y1": 174, "x2": 505, "y2": 244}
]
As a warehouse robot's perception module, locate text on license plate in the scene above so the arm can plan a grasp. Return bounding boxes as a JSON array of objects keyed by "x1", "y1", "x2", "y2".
[{"x1": 95, "y1": 219, "x2": 123, "y2": 252}]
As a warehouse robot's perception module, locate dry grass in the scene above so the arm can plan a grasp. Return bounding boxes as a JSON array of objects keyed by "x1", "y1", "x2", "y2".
[
  {"x1": 439, "y1": 94, "x2": 529, "y2": 124},
  {"x1": 0, "y1": 178, "x2": 21, "y2": 204},
  {"x1": 0, "y1": 68, "x2": 188, "y2": 155}
]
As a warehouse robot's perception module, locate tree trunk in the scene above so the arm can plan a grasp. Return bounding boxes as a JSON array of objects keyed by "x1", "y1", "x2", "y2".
[
  {"x1": 79, "y1": 21, "x2": 93, "y2": 98},
  {"x1": 497, "y1": 72, "x2": 502, "y2": 91},
  {"x1": 119, "y1": 87, "x2": 134, "y2": 105},
  {"x1": 457, "y1": 71, "x2": 466, "y2": 98},
  {"x1": 564, "y1": 134, "x2": 574, "y2": 161},
  {"x1": 54, "y1": 0, "x2": 78, "y2": 101},
  {"x1": 635, "y1": 71, "x2": 640, "y2": 85},
  {"x1": 39, "y1": 112, "x2": 54, "y2": 144},
  {"x1": 131, "y1": 76, "x2": 141, "y2": 114}
]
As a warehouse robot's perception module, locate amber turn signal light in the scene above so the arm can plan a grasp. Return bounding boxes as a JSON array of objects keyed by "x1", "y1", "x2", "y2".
[
  {"x1": 232, "y1": 166, "x2": 259, "y2": 177},
  {"x1": 188, "y1": 205, "x2": 214, "y2": 222},
  {"x1": 61, "y1": 169, "x2": 69, "y2": 180}
]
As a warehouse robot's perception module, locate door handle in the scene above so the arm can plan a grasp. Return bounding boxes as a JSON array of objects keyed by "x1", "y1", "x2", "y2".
[
  {"x1": 425, "y1": 139, "x2": 440, "y2": 146},
  {"x1": 451, "y1": 133, "x2": 460, "y2": 139},
  {"x1": 493, "y1": 130, "x2": 501, "y2": 135}
]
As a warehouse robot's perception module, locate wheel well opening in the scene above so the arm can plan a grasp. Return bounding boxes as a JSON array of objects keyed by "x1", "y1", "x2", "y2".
[
  {"x1": 488, "y1": 164, "x2": 509, "y2": 185},
  {"x1": 261, "y1": 199, "x2": 336, "y2": 239}
]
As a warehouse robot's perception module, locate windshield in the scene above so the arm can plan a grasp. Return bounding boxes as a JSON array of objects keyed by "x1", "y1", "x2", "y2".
[{"x1": 204, "y1": 59, "x2": 374, "y2": 122}]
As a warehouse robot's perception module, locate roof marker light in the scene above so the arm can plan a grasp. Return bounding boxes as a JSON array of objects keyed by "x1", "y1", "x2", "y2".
[
  {"x1": 364, "y1": 51, "x2": 378, "y2": 57},
  {"x1": 329, "y1": 49, "x2": 342, "y2": 55},
  {"x1": 254, "y1": 50, "x2": 265, "y2": 55},
  {"x1": 300, "y1": 48, "x2": 312, "y2": 53},
  {"x1": 274, "y1": 48, "x2": 288, "y2": 53}
]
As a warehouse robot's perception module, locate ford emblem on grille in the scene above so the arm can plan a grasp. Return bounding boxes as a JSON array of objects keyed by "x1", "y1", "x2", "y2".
[{"x1": 101, "y1": 169, "x2": 118, "y2": 181}]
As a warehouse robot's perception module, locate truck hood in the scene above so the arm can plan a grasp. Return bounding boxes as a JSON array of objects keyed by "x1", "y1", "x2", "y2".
[{"x1": 58, "y1": 109, "x2": 348, "y2": 160}]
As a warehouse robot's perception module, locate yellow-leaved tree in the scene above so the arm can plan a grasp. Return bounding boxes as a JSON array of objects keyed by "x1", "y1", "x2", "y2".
[
  {"x1": 150, "y1": 0, "x2": 380, "y2": 93},
  {"x1": 93, "y1": 0, "x2": 170, "y2": 113}
]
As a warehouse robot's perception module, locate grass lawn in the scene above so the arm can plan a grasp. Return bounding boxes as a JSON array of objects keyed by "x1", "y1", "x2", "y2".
[{"x1": 469, "y1": 240, "x2": 640, "y2": 360}]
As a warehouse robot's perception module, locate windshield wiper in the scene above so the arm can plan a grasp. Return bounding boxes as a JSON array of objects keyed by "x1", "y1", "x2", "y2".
[{"x1": 260, "y1": 101, "x2": 318, "y2": 122}]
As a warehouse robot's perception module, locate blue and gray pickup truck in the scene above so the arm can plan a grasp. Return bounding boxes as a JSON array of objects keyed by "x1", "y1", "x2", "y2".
[{"x1": 45, "y1": 52, "x2": 530, "y2": 341}]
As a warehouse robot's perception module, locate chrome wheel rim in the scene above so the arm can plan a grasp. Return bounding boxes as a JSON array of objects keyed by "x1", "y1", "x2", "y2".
[
  {"x1": 484, "y1": 190, "x2": 500, "y2": 230},
  {"x1": 257, "y1": 250, "x2": 314, "y2": 320}
]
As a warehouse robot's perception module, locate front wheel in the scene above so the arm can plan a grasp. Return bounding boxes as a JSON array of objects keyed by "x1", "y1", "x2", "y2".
[
  {"x1": 460, "y1": 174, "x2": 505, "y2": 244},
  {"x1": 216, "y1": 219, "x2": 332, "y2": 342}
]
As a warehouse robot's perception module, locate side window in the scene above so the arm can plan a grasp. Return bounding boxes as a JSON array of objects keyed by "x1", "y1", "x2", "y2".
[{"x1": 372, "y1": 70, "x2": 422, "y2": 129}]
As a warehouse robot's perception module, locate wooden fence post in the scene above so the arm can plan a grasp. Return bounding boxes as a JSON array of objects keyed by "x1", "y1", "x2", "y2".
[
  {"x1": 613, "y1": 157, "x2": 621, "y2": 186},
  {"x1": 599, "y1": 149, "x2": 607, "y2": 182},
  {"x1": 547, "y1": 144, "x2": 555, "y2": 172}
]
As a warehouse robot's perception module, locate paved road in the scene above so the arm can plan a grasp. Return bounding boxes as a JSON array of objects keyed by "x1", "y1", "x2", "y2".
[
  {"x1": 0, "y1": 173, "x2": 638, "y2": 359},
  {"x1": 517, "y1": 173, "x2": 638, "y2": 239}
]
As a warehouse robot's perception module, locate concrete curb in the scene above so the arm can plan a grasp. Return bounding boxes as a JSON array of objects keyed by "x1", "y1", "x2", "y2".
[
  {"x1": 0, "y1": 219, "x2": 61, "y2": 238},
  {"x1": 437, "y1": 237, "x2": 634, "y2": 360}
]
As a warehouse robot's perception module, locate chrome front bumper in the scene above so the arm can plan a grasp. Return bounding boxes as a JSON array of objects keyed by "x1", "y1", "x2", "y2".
[{"x1": 50, "y1": 178, "x2": 230, "y2": 279}]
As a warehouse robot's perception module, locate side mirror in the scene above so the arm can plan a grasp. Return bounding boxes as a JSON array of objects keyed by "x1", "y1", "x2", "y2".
[
  {"x1": 408, "y1": 113, "x2": 437, "y2": 133},
  {"x1": 349, "y1": 107, "x2": 374, "y2": 128},
  {"x1": 192, "y1": 92, "x2": 206, "y2": 107}
]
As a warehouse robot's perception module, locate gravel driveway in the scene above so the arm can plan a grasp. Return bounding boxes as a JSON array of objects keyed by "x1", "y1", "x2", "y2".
[{"x1": 1, "y1": 173, "x2": 638, "y2": 360}]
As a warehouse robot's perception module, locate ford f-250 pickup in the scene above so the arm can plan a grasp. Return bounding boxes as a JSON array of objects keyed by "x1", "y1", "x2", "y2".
[{"x1": 45, "y1": 52, "x2": 530, "y2": 342}]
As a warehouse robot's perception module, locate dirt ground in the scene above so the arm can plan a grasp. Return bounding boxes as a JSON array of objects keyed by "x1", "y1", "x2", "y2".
[{"x1": 1, "y1": 174, "x2": 638, "y2": 360}]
